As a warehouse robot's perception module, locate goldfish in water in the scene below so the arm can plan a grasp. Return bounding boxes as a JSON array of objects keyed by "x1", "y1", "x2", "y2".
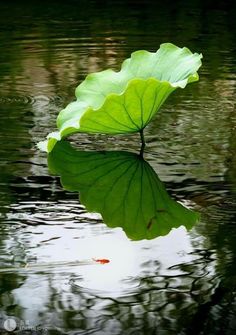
[{"x1": 92, "y1": 258, "x2": 110, "y2": 264}]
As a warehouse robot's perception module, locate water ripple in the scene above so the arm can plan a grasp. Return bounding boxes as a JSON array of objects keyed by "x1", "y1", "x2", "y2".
[
  {"x1": 0, "y1": 94, "x2": 64, "y2": 107},
  {"x1": 70, "y1": 276, "x2": 141, "y2": 298},
  {"x1": 5, "y1": 201, "x2": 85, "y2": 226}
]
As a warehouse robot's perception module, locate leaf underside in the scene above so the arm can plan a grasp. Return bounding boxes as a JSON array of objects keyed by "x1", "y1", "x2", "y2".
[
  {"x1": 39, "y1": 43, "x2": 202, "y2": 152},
  {"x1": 48, "y1": 141, "x2": 199, "y2": 240}
]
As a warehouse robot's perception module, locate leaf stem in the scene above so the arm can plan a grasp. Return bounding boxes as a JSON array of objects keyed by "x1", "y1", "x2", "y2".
[{"x1": 139, "y1": 129, "x2": 146, "y2": 156}]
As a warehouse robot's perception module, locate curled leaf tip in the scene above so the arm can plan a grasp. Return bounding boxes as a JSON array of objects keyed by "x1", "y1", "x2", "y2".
[
  {"x1": 37, "y1": 132, "x2": 61, "y2": 153},
  {"x1": 37, "y1": 140, "x2": 48, "y2": 152}
]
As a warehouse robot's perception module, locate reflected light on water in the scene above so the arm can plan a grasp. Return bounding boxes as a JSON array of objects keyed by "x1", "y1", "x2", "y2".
[
  {"x1": 72, "y1": 232, "x2": 139, "y2": 293},
  {"x1": 69, "y1": 226, "x2": 197, "y2": 295}
]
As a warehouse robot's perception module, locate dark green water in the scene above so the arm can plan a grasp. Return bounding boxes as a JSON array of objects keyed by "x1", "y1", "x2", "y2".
[{"x1": 0, "y1": 1, "x2": 236, "y2": 334}]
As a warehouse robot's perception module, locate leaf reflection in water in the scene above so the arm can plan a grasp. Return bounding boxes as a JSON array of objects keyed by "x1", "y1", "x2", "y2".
[{"x1": 48, "y1": 141, "x2": 199, "y2": 240}]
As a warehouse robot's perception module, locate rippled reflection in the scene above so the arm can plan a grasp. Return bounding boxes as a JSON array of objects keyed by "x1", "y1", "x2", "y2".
[{"x1": 48, "y1": 141, "x2": 199, "y2": 240}]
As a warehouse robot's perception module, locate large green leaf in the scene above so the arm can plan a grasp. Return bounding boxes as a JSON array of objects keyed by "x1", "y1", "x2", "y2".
[
  {"x1": 39, "y1": 43, "x2": 202, "y2": 152},
  {"x1": 48, "y1": 141, "x2": 199, "y2": 240}
]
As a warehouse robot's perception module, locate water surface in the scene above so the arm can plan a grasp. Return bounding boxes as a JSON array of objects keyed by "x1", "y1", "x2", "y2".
[{"x1": 0, "y1": 1, "x2": 236, "y2": 334}]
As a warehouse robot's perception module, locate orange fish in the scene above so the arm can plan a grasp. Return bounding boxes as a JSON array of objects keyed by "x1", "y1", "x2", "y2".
[{"x1": 92, "y1": 258, "x2": 110, "y2": 264}]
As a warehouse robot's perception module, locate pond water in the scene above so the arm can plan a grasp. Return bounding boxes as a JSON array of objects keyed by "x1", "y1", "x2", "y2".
[{"x1": 0, "y1": 0, "x2": 236, "y2": 334}]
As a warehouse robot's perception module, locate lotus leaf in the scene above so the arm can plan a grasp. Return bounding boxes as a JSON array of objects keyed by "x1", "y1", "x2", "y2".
[{"x1": 39, "y1": 43, "x2": 202, "y2": 152}]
